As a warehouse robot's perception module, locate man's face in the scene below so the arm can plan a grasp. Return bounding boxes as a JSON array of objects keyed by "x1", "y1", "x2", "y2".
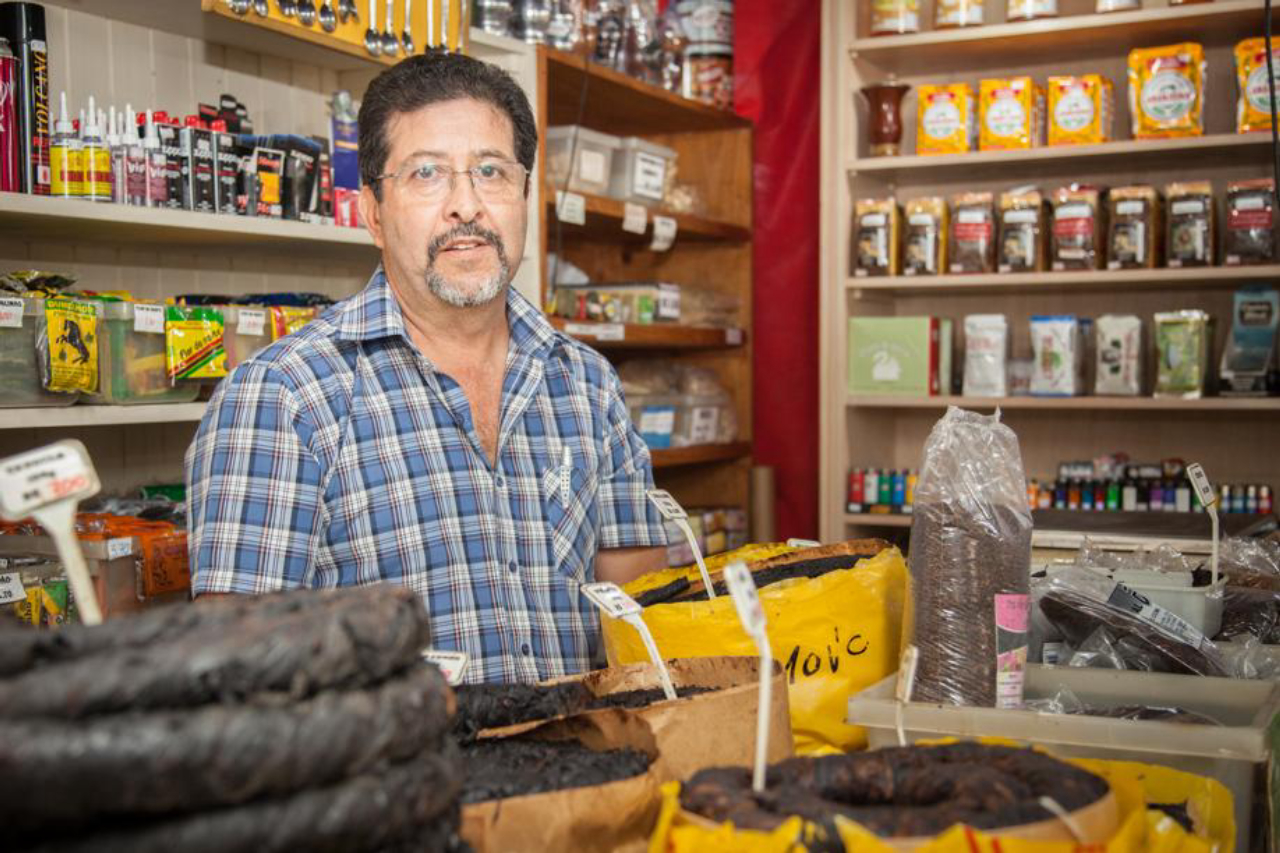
[{"x1": 361, "y1": 98, "x2": 528, "y2": 310}]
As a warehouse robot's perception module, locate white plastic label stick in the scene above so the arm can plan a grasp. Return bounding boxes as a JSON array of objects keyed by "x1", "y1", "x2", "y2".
[
  {"x1": 724, "y1": 562, "x2": 772, "y2": 794},
  {"x1": 1187, "y1": 462, "x2": 1220, "y2": 587},
  {"x1": 582, "y1": 582, "x2": 676, "y2": 700},
  {"x1": 650, "y1": 215, "x2": 677, "y2": 251},
  {"x1": 555, "y1": 191, "x2": 586, "y2": 225},
  {"x1": 421, "y1": 649, "x2": 469, "y2": 685},
  {"x1": 647, "y1": 489, "x2": 715, "y2": 599},
  {"x1": 622, "y1": 202, "x2": 647, "y2": 235}
]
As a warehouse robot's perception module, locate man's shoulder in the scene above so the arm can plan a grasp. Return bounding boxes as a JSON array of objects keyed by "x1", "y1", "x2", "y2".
[
  {"x1": 546, "y1": 330, "x2": 624, "y2": 396},
  {"x1": 221, "y1": 311, "x2": 352, "y2": 400}
]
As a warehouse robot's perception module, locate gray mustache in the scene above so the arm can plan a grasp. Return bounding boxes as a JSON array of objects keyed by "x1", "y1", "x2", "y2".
[{"x1": 427, "y1": 223, "x2": 506, "y2": 264}]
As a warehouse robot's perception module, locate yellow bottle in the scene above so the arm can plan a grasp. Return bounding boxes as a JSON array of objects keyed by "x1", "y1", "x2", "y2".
[
  {"x1": 80, "y1": 96, "x2": 112, "y2": 202},
  {"x1": 50, "y1": 91, "x2": 82, "y2": 198}
]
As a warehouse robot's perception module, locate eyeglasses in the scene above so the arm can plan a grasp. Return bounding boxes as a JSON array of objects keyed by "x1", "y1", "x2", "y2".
[{"x1": 374, "y1": 157, "x2": 528, "y2": 203}]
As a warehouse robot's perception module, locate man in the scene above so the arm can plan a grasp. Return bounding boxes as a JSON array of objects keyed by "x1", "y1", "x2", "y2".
[{"x1": 186, "y1": 53, "x2": 668, "y2": 684}]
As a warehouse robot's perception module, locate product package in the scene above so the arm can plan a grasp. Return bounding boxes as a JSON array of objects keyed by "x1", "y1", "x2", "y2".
[
  {"x1": 997, "y1": 188, "x2": 1047, "y2": 273},
  {"x1": 979, "y1": 77, "x2": 1045, "y2": 151},
  {"x1": 903, "y1": 197, "x2": 948, "y2": 276},
  {"x1": 269, "y1": 306, "x2": 317, "y2": 340},
  {"x1": 933, "y1": 0, "x2": 983, "y2": 29},
  {"x1": 1224, "y1": 178, "x2": 1276, "y2": 266},
  {"x1": 251, "y1": 147, "x2": 285, "y2": 219},
  {"x1": 155, "y1": 122, "x2": 190, "y2": 211},
  {"x1": 1128, "y1": 43, "x2": 1206, "y2": 139},
  {"x1": 1051, "y1": 184, "x2": 1105, "y2": 271},
  {"x1": 1007, "y1": 0, "x2": 1057, "y2": 21},
  {"x1": 182, "y1": 121, "x2": 216, "y2": 214},
  {"x1": 1107, "y1": 185, "x2": 1162, "y2": 270},
  {"x1": 848, "y1": 316, "x2": 943, "y2": 396},
  {"x1": 915, "y1": 83, "x2": 976, "y2": 155},
  {"x1": 869, "y1": 0, "x2": 920, "y2": 35},
  {"x1": 1095, "y1": 314, "x2": 1144, "y2": 396},
  {"x1": 1154, "y1": 310, "x2": 1213, "y2": 398},
  {"x1": 1030, "y1": 315, "x2": 1084, "y2": 396},
  {"x1": 949, "y1": 192, "x2": 996, "y2": 274},
  {"x1": 1236, "y1": 37, "x2": 1280, "y2": 133},
  {"x1": 1046, "y1": 74, "x2": 1114, "y2": 146},
  {"x1": 1166, "y1": 181, "x2": 1215, "y2": 267},
  {"x1": 165, "y1": 306, "x2": 227, "y2": 382},
  {"x1": 40, "y1": 298, "x2": 100, "y2": 394},
  {"x1": 552, "y1": 282, "x2": 681, "y2": 324},
  {"x1": 854, "y1": 197, "x2": 901, "y2": 277},
  {"x1": 1096, "y1": 0, "x2": 1140, "y2": 11},
  {"x1": 962, "y1": 314, "x2": 1009, "y2": 397},
  {"x1": 1219, "y1": 286, "x2": 1280, "y2": 396}
]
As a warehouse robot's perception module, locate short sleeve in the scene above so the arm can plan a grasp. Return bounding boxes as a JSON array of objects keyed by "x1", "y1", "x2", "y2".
[
  {"x1": 595, "y1": 371, "x2": 669, "y2": 550},
  {"x1": 185, "y1": 364, "x2": 325, "y2": 595}
]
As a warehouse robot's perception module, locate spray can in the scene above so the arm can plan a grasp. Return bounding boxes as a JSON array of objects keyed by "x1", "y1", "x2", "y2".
[
  {"x1": 156, "y1": 115, "x2": 188, "y2": 210},
  {"x1": 877, "y1": 470, "x2": 891, "y2": 505},
  {"x1": 48, "y1": 91, "x2": 80, "y2": 197},
  {"x1": 106, "y1": 105, "x2": 124, "y2": 203},
  {"x1": 80, "y1": 95, "x2": 109, "y2": 202},
  {"x1": 848, "y1": 469, "x2": 864, "y2": 506},
  {"x1": 183, "y1": 115, "x2": 215, "y2": 213},
  {"x1": 121, "y1": 102, "x2": 146, "y2": 205},
  {"x1": 1246, "y1": 484, "x2": 1259, "y2": 515},
  {"x1": 0, "y1": 36, "x2": 18, "y2": 192},
  {"x1": 0, "y1": 3, "x2": 49, "y2": 194},
  {"x1": 1261, "y1": 486, "x2": 1273, "y2": 516},
  {"x1": 905, "y1": 472, "x2": 917, "y2": 510},
  {"x1": 891, "y1": 470, "x2": 905, "y2": 508},
  {"x1": 864, "y1": 469, "x2": 879, "y2": 507},
  {"x1": 141, "y1": 109, "x2": 166, "y2": 208}
]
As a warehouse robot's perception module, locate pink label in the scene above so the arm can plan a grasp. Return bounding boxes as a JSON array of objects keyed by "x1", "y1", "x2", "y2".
[{"x1": 995, "y1": 593, "x2": 1029, "y2": 632}]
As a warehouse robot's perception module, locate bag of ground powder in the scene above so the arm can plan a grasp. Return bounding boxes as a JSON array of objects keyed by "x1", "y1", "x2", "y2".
[{"x1": 906, "y1": 407, "x2": 1033, "y2": 709}]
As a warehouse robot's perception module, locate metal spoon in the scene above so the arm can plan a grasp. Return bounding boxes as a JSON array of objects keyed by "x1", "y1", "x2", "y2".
[
  {"x1": 382, "y1": 0, "x2": 399, "y2": 56},
  {"x1": 319, "y1": 0, "x2": 337, "y2": 30},
  {"x1": 253, "y1": 0, "x2": 269, "y2": 16},
  {"x1": 297, "y1": 0, "x2": 317, "y2": 26},
  {"x1": 364, "y1": 0, "x2": 381, "y2": 55},
  {"x1": 277, "y1": 0, "x2": 296, "y2": 17},
  {"x1": 339, "y1": 0, "x2": 358, "y2": 22},
  {"x1": 401, "y1": 0, "x2": 414, "y2": 54},
  {"x1": 227, "y1": 0, "x2": 251, "y2": 14}
]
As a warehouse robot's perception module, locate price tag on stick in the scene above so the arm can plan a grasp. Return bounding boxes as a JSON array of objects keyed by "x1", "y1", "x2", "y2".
[
  {"x1": 647, "y1": 489, "x2": 715, "y2": 599},
  {"x1": 421, "y1": 649, "x2": 470, "y2": 686},
  {"x1": 0, "y1": 440, "x2": 104, "y2": 625},
  {"x1": 1186, "y1": 463, "x2": 1220, "y2": 587},
  {"x1": 724, "y1": 562, "x2": 772, "y2": 794},
  {"x1": 582, "y1": 581, "x2": 677, "y2": 700}
]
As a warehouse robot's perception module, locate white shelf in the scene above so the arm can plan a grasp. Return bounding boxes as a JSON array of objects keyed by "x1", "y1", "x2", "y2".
[
  {"x1": 0, "y1": 404, "x2": 208, "y2": 430},
  {"x1": 847, "y1": 264, "x2": 1280, "y2": 295},
  {"x1": 846, "y1": 395, "x2": 1280, "y2": 412}
]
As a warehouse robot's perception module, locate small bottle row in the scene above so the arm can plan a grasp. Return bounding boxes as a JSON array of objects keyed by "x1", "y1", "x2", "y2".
[{"x1": 845, "y1": 468, "x2": 918, "y2": 515}]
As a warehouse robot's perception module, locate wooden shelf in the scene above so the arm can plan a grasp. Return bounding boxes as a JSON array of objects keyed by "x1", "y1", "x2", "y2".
[
  {"x1": 849, "y1": 1, "x2": 1266, "y2": 74},
  {"x1": 846, "y1": 264, "x2": 1280, "y2": 295},
  {"x1": 0, "y1": 193, "x2": 377, "y2": 258},
  {"x1": 542, "y1": 47, "x2": 750, "y2": 135},
  {"x1": 846, "y1": 395, "x2": 1280, "y2": 412},
  {"x1": 847, "y1": 133, "x2": 1269, "y2": 181},
  {"x1": 0, "y1": 403, "x2": 207, "y2": 430},
  {"x1": 547, "y1": 191, "x2": 751, "y2": 243},
  {"x1": 651, "y1": 442, "x2": 752, "y2": 469},
  {"x1": 844, "y1": 512, "x2": 913, "y2": 528},
  {"x1": 549, "y1": 318, "x2": 746, "y2": 349}
]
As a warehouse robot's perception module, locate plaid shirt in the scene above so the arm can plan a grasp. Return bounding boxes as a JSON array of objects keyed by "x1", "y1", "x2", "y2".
[{"x1": 186, "y1": 269, "x2": 667, "y2": 683}]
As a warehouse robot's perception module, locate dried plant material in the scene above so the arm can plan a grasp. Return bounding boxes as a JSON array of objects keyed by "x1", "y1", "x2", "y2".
[
  {"x1": 1108, "y1": 185, "x2": 1162, "y2": 270},
  {"x1": 1165, "y1": 181, "x2": 1215, "y2": 268},
  {"x1": 949, "y1": 192, "x2": 996, "y2": 274},
  {"x1": 1128, "y1": 43, "x2": 1206, "y2": 139}
]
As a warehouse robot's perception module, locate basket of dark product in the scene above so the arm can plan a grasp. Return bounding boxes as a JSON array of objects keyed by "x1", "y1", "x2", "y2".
[
  {"x1": 457, "y1": 709, "x2": 661, "y2": 853},
  {"x1": 0, "y1": 584, "x2": 466, "y2": 853},
  {"x1": 456, "y1": 656, "x2": 792, "y2": 780}
]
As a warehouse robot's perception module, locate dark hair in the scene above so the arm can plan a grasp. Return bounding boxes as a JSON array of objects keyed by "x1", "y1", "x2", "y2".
[{"x1": 357, "y1": 52, "x2": 537, "y2": 200}]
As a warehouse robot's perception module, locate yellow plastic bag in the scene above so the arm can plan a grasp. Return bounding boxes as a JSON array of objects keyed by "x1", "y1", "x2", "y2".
[
  {"x1": 607, "y1": 546, "x2": 908, "y2": 754},
  {"x1": 44, "y1": 298, "x2": 99, "y2": 393}
]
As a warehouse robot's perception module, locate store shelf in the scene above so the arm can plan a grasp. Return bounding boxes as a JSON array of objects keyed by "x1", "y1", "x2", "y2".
[
  {"x1": 542, "y1": 47, "x2": 750, "y2": 135},
  {"x1": 849, "y1": 1, "x2": 1266, "y2": 74},
  {"x1": 549, "y1": 318, "x2": 746, "y2": 349},
  {"x1": 846, "y1": 133, "x2": 1269, "y2": 181},
  {"x1": 846, "y1": 264, "x2": 1280, "y2": 295},
  {"x1": 846, "y1": 395, "x2": 1280, "y2": 412},
  {"x1": 547, "y1": 191, "x2": 751, "y2": 243},
  {"x1": 844, "y1": 513, "x2": 913, "y2": 528},
  {"x1": 0, "y1": 404, "x2": 208, "y2": 430},
  {"x1": 651, "y1": 442, "x2": 752, "y2": 469}
]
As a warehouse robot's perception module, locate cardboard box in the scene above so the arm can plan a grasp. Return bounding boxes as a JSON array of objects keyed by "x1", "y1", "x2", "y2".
[{"x1": 848, "y1": 316, "x2": 942, "y2": 396}]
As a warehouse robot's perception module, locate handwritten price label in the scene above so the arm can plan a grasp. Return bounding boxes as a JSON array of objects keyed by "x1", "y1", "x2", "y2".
[
  {"x1": 0, "y1": 572, "x2": 26, "y2": 604},
  {"x1": 0, "y1": 441, "x2": 101, "y2": 520},
  {"x1": 581, "y1": 582, "x2": 643, "y2": 619},
  {"x1": 421, "y1": 650, "x2": 470, "y2": 685}
]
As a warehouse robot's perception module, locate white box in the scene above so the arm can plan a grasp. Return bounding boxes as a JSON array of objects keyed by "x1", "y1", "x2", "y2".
[
  {"x1": 546, "y1": 125, "x2": 621, "y2": 197},
  {"x1": 608, "y1": 136, "x2": 677, "y2": 204}
]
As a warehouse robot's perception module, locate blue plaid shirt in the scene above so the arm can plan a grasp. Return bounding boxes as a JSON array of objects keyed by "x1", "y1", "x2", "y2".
[{"x1": 185, "y1": 269, "x2": 667, "y2": 683}]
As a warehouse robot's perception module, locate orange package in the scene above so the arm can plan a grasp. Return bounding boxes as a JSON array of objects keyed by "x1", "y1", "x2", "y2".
[
  {"x1": 1128, "y1": 43, "x2": 1205, "y2": 138},
  {"x1": 916, "y1": 83, "x2": 976, "y2": 155},
  {"x1": 1047, "y1": 74, "x2": 1114, "y2": 146},
  {"x1": 1236, "y1": 38, "x2": 1280, "y2": 133},
  {"x1": 979, "y1": 77, "x2": 1045, "y2": 151}
]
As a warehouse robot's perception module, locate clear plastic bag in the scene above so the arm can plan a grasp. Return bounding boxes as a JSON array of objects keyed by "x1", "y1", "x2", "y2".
[
  {"x1": 906, "y1": 407, "x2": 1033, "y2": 708},
  {"x1": 1065, "y1": 626, "x2": 1160, "y2": 671}
]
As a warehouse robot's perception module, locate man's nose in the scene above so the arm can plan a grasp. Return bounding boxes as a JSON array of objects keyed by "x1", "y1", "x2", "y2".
[{"x1": 444, "y1": 170, "x2": 483, "y2": 222}]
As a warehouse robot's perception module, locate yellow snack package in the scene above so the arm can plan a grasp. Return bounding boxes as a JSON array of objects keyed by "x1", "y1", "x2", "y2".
[
  {"x1": 269, "y1": 306, "x2": 317, "y2": 341},
  {"x1": 1128, "y1": 42, "x2": 1205, "y2": 138},
  {"x1": 979, "y1": 77, "x2": 1045, "y2": 151},
  {"x1": 165, "y1": 306, "x2": 227, "y2": 382},
  {"x1": 916, "y1": 83, "x2": 975, "y2": 155},
  {"x1": 1235, "y1": 37, "x2": 1280, "y2": 133},
  {"x1": 1047, "y1": 74, "x2": 1114, "y2": 146},
  {"x1": 43, "y1": 298, "x2": 100, "y2": 393}
]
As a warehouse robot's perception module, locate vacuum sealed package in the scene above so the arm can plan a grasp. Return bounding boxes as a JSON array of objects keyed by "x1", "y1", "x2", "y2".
[
  {"x1": 1007, "y1": 0, "x2": 1057, "y2": 22},
  {"x1": 1107, "y1": 185, "x2": 1162, "y2": 270},
  {"x1": 1165, "y1": 181, "x2": 1214, "y2": 267},
  {"x1": 870, "y1": 0, "x2": 920, "y2": 35},
  {"x1": 979, "y1": 77, "x2": 1045, "y2": 151},
  {"x1": 907, "y1": 407, "x2": 1032, "y2": 708},
  {"x1": 949, "y1": 192, "x2": 995, "y2": 274},
  {"x1": 1047, "y1": 74, "x2": 1113, "y2": 146},
  {"x1": 997, "y1": 188, "x2": 1046, "y2": 272},
  {"x1": 1095, "y1": 314, "x2": 1144, "y2": 396},
  {"x1": 1030, "y1": 315, "x2": 1083, "y2": 396},
  {"x1": 903, "y1": 197, "x2": 947, "y2": 276},
  {"x1": 962, "y1": 314, "x2": 1008, "y2": 397},
  {"x1": 933, "y1": 0, "x2": 983, "y2": 28},
  {"x1": 854, "y1": 198, "x2": 901, "y2": 277},
  {"x1": 1154, "y1": 309, "x2": 1212, "y2": 398},
  {"x1": 1128, "y1": 43, "x2": 1206, "y2": 139},
  {"x1": 1051, "y1": 184, "x2": 1105, "y2": 271},
  {"x1": 1224, "y1": 178, "x2": 1276, "y2": 266},
  {"x1": 1219, "y1": 286, "x2": 1280, "y2": 396},
  {"x1": 916, "y1": 83, "x2": 976, "y2": 155},
  {"x1": 39, "y1": 298, "x2": 100, "y2": 394},
  {"x1": 1235, "y1": 37, "x2": 1280, "y2": 133}
]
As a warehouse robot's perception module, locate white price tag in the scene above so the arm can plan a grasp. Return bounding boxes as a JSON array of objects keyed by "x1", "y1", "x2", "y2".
[
  {"x1": 421, "y1": 649, "x2": 469, "y2": 686},
  {"x1": 723, "y1": 560, "x2": 774, "y2": 794},
  {"x1": 133, "y1": 303, "x2": 166, "y2": 335},
  {"x1": 581, "y1": 581, "x2": 643, "y2": 619},
  {"x1": 555, "y1": 191, "x2": 586, "y2": 225},
  {"x1": 0, "y1": 572, "x2": 26, "y2": 604},
  {"x1": 106, "y1": 537, "x2": 133, "y2": 560},
  {"x1": 1187, "y1": 463, "x2": 1216, "y2": 509},
  {"x1": 237, "y1": 308, "x2": 267, "y2": 337},
  {"x1": 650, "y1": 215, "x2": 678, "y2": 252},
  {"x1": 724, "y1": 563, "x2": 767, "y2": 638},
  {"x1": 564, "y1": 322, "x2": 625, "y2": 341},
  {"x1": 0, "y1": 297, "x2": 24, "y2": 329},
  {"x1": 786, "y1": 538, "x2": 820, "y2": 548},
  {"x1": 647, "y1": 489, "x2": 714, "y2": 599},
  {"x1": 622, "y1": 202, "x2": 648, "y2": 234},
  {"x1": 0, "y1": 440, "x2": 101, "y2": 519},
  {"x1": 646, "y1": 488, "x2": 687, "y2": 521},
  {"x1": 725, "y1": 328, "x2": 743, "y2": 346}
]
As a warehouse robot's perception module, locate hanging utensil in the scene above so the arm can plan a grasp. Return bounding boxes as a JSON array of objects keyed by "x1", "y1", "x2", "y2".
[
  {"x1": 319, "y1": 0, "x2": 337, "y2": 30},
  {"x1": 382, "y1": 0, "x2": 400, "y2": 56},
  {"x1": 277, "y1": 0, "x2": 297, "y2": 17},
  {"x1": 401, "y1": 0, "x2": 414, "y2": 54},
  {"x1": 228, "y1": 0, "x2": 252, "y2": 14},
  {"x1": 425, "y1": 0, "x2": 436, "y2": 50},
  {"x1": 253, "y1": 0, "x2": 270, "y2": 16},
  {"x1": 297, "y1": 0, "x2": 317, "y2": 26},
  {"x1": 364, "y1": 0, "x2": 382, "y2": 55}
]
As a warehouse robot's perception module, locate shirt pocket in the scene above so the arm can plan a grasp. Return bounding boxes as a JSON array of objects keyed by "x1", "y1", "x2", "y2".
[{"x1": 541, "y1": 444, "x2": 599, "y2": 583}]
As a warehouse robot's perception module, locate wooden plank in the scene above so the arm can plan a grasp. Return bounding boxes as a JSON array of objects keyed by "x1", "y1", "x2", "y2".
[
  {"x1": 651, "y1": 442, "x2": 752, "y2": 469},
  {"x1": 847, "y1": 395, "x2": 1280, "y2": 412},
  {"x1": 548, "y1": 318, "x2": 745, "y2": 350},
  {"x1": 847, "y1": 265, "x2": 1280, "y2": 295},
  {"x1": 844, "y1": 513, "x2": 912, "y2": 528},
  {"x1": 546, "y1": 191, "x2": 751, "y2": 243}
]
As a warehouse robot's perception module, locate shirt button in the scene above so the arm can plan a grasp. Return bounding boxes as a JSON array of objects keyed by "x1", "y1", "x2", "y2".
[
  {"x1": 495, "y1": 474, "x2": 506, "y2": 488},
  {"x1": 508, "y1": 561, "x2": 518, "y2": 574},
  {"x1": 521, "y1": 643, "x2": 531, "y2": 656}
]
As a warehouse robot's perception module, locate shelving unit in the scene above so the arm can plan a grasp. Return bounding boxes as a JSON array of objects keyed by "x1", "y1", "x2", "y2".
[
  {"x1": 820, "y1": 0, "x2": 1278, "y2": 541},
  {"x1": 546, "y1": 192, "x2": 751, "y2": 242},
  {"x1": 549, "y1": 318, "x2": 746, "y2": 350},
  {"x1": 651, "y1": 442, "x2": 753, "y2": 469}
]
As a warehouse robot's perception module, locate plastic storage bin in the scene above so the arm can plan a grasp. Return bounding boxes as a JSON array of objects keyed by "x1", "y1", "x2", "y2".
[
  {"x1": 0, "y1": 296, "x2": 79, "y2": 408},
  {"x1": 546, "y1": 125, "x2": 621, "y2": 197},
  {"x1": 848, "y1": 664, "x2": 1279, "y2": 852},
  {"x1": 672, "y1": 393, "x2": 736, "y2": 447},
  {"x1": 94, "y1": 302, "x2": 200, "y2": 405},
  {"x1": 221, "y1": 306, "x2": 273, "y2": 370},
  {"x1": 608, "y1": 136, "x2": 677, "y2": 205},
  {"x1": 628, "y1": 392, "x2": 679, "y2": 450}
]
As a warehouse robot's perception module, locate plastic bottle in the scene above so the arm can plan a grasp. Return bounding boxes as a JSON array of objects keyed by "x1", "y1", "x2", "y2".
[
  {"x1": 878, "y1": 470, "x2": 892, "y2": 505},
  {"x1": 49, "y1": 91, "x2": 81, "y2": 197},
  {"x1": 141, "y1": 109, "x2": 167, "y2": 208},
  {"x1": 864, "y1": 469, "x2": 879, "y2": 507},
  {"x1": 121, "y1": 102, "x2": 146, "y2": 205},
  {"x1": 106, "y1": 106, "x2": 124, "y2": 203},
  {"x1": 80, "y1": 96, "x2": 110, "y2": 202},
  {"x1": 1261, "y1": 486, "x2": 1273, "y2": 515}
]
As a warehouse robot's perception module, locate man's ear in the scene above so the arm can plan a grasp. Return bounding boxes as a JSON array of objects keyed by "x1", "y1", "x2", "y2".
[{"x1": 359, "y1": 185, "x2": 384, "y2": 249}]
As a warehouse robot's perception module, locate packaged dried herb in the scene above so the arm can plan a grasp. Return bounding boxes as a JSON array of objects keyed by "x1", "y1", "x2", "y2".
[
  {"x1": 916, "y1": 83, "x2": 976, "y2": 155},
  {"x1": 1154, "y1": 310, "x2": 1212, "y2": 398},
  {"x1": 979, "y1": 77, "x2": 1045, "y2": 151},
  {"x1": 1047, "y1": 74, "x2": 1114, "y2": 146},
  {"x1": 903, "y1": 197, "x2": 947, "y2": 276},
  {"x1": 997, "y1": 188, "x2": 1046, "y2": 273},
  {"x1": 933, "y1": 0, "x2": 983, "y2": 28},
  {"x1": 869, "y1": 0, "x2": 920, "y2": 35},
  {"x1": 854, "y1": 197, "x2": 901, "y2": 277},
  {"x1": 1224, "y1": 178, "x2": 1276, "y2": 266},
  {"x1": 1166, "y1": 181, "x2": 1214, "y2": 268},
  {"x1": 949, "y1": 191, "x2": 995, "y2": 274},
  {"x1": 1108, "y1": 185, "x2": 1162, "y2": 270},
  {"x1": 1051, "y1": 184, "x2": 1105, "y2": 271},
  {"x1": 1128, "y1": 43, "x2": 1206, "y2": 139},
  {"x1": 1236, "y1": 37, "x2": 1280, "y2": 134}
]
